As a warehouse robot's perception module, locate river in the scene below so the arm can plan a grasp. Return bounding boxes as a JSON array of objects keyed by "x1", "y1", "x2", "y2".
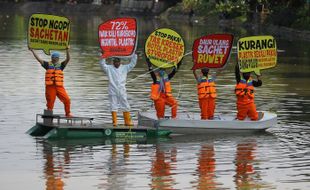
[{"x1": 0, "y1": 13, "x2": 310, "y2": 190}]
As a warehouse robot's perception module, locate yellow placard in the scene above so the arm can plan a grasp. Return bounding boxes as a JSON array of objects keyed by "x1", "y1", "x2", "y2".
[
  {"x1": 28, "y1": 14, "x2": 70, "y2": 55},
  {"x1": 145, "y1": 28, "x2": 185, "y2": 68},
  {"x1": 237, "y1": 36, "x2": 277, "y2": 75}
]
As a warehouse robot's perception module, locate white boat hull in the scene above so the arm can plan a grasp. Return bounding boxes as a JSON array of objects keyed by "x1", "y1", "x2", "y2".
[{"x1": 138, "y1": 111, "x2": 277, "y2": 134}]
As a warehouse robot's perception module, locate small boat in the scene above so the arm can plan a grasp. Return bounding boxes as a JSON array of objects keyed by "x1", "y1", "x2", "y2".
[
  {"x1": 27, "y1": 110, "x2": 171, "y2": 140},
  {"x1": 138, "y1": 110, "x2": 277, "y2": 134}
]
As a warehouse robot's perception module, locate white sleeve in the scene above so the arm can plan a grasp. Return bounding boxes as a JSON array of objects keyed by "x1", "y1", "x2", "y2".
[
  {"x1": 125, "y1": 54, "x2": 137, "y2": 72},
  {"x1": 99, "y1": 58, "x2": 108, "y2": 73}
]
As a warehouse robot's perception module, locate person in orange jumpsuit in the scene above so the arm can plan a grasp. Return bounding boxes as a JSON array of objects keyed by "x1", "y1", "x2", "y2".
[
  {"x1": 29, "y1": 47, "x2": 72, "y2": 117},
  {"x1": 147, "y1": 58, "x2": 182, "y2": 119},
  {"x1": 193, "y1": 68, "x2": 217, "y2": 120},
  {"x1": 235, "y1": 64, "x2": 262, "y2": 120}
]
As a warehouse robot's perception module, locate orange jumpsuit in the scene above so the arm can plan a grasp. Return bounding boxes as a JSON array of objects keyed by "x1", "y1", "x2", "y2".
[
  {"x1": 150, "y1": 79, "x2": 177, "y2": 119},
  {"x1": 197, "y1": 77, "x2": 217, "y2": 120},
  {"x1": 235, "y1": 79, "x2": 258, "y2": 120},
  {"x1": 147, "y1": 58, "x2": 181, "y2": 119},
  {"x1": 44, "y1": 61, "x2": 71, "y2": 116}
]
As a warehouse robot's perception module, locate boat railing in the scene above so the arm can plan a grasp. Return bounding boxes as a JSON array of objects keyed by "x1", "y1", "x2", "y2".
[{"x1": 36, "y1": 114, "x2": 94, "y2": 128}]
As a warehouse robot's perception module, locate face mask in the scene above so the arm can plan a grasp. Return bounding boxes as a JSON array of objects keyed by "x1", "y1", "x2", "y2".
[{"x1": 159, "y1": 70, "x2": 165, "y2": 77}]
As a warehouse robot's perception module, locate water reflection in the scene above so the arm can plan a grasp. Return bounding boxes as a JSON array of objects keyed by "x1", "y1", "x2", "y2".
[
  {"x1": 43, "y1": 142, "x2": 68, "y2": 190},
  {"x1": 1, "y1": 10, "x2": 310, "y2": 190},
  {"x1": 99, "y1": 144, "x2": 131, "y2": 189},
  {"x1": 34, "y1": 130, "x2": 307, "y2": 190},
  {"x1": 234, "y1": 140, "x2": 258, "y2": 189},
  {"x1": 234, "y1": 139, "x2": 275, "y2": 190},
  {"x1": 150, "y1": 147, "x2": 177, "y2": 189},
  {"x1": 194, "y1": 144, "x2": 217, "y2": 190}
]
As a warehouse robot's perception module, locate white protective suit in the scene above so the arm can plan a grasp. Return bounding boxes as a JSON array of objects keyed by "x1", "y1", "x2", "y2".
[{"x1": 99, "y1": 54, "x2": 137, "y2": 112}]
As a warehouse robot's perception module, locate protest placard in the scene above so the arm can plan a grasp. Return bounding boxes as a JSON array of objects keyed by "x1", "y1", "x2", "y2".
[
  {"x1": 192, "y1": 34, "x2": 233, "y2": 70},
  {"x1": 28, "y1": 14, "x2": 70, "y2": 55},
  {"x1": 98, "y1": 17, "x2": 137, "y2": 58},
  {"x1": 145, "y1": 28, "x2": 185, "y2": 68},
  {"x1": 238, "y1": 35, "x2": 277, "y2": 75}
]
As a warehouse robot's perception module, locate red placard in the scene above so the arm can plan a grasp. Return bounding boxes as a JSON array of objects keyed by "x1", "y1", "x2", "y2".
[
  {"x1": 192, "y1": 34, "x2": 234, "y2": 70},
  {"x1": 98, "y1": 17, "x2": 137, "y2": 58}
]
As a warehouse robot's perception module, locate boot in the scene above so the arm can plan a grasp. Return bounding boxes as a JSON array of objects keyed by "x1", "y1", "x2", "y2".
[
  {"x1": 112, "y1": 112, "x2": 117, "y2": 127},
  {"x1": 123, "y1": 112, "x2": 133, "y2": 126}
]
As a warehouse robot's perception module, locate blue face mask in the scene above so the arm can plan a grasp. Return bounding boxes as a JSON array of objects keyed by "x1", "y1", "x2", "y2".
[{"x1": 159, "y1": 70, "x2": 165, "y2": 77}]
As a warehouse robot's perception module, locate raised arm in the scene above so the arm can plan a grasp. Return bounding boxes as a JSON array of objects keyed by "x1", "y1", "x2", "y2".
[
  {"x1": 146, "y1": 58, "x2": 157, "y2": 83},
  {"x1": 235, "y1": 63, "x2": 241, "y2": 84},
  {"x1": 168, "y1": 59, "x2": 182, "y2": 80},
  {"x1": 61, "y1": 47, "x2": 70, "y2": 66},
  {"x1": 124, "y1": 53, "x2": 138, "y2": 72},
  {"x1": 193, "y1": 69, "x2": 198, "y2": 81},
  {"x1": 99, "y1": 58, "x2": 108, "y2": 73},
  {"x1": 99, "y1": 50, "x2": 108, "y2": 73},
  {"x1": 29, "y1": 48, "x2": 44, "y2": 65}
]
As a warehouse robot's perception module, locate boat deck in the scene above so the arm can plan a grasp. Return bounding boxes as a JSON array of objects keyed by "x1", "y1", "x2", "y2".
[
  {"x1": 27, "y1": 113, "x2": 171, "y2": 139},
  {"x1": 138, "y1": 111, "x2": 278, "y2": 134},
  {"x1": 36, "y1": 113, "x2": 94, "y2": 127}
]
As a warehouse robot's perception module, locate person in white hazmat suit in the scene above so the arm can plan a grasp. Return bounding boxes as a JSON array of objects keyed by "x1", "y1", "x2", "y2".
[{"x1": 99, "y1": 53, "x2": 137, "y2": 126}]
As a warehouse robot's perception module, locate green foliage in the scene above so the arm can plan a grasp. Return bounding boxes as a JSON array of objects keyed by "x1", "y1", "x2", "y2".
[
  {"x1": 181, "y1": 0, "x2": 216, "y2": 15},
  {"x1": 181, "y1": 0, "x2": 248, "y2": 18},
  {"x1": 182, "y1": 0, "x2": 197, "y2": 10},
  {"x1": 215, "y1": 0, "x2": 249, "y2": 19},
  {"x1": 267, "y1": 0, "x2": 310, "y2": 29},
  {"x1": 180, "y1": 0, "x2": 310, "y2": 30},
  {"x1": 291, "y1": 8, "x2": 310, "y2": 30}
]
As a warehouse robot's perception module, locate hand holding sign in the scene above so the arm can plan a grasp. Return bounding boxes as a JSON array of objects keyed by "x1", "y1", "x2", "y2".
[
  {"x1": 192, "y1": 34, "x2": 233, "y2": 70},
  {"x1": 237, "y1": 35, "x2": 277, "y2": 75},
  {"x1": 145, "y1": 28, "x2": 185, "y2": 68},
  {"x1": 98, "y1": 17, "x2": 137, "y2": 58},
  {"x1": 28, "y1": 14, "x2": 70, "y2": 55}
]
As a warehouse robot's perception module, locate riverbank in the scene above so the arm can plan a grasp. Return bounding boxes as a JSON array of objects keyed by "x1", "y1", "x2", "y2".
[
  {"x1": 0, "y1": 2, "x2": 118, "y2": 16},
  {"x1": 160, "y1": 5, "x2": 310, "y2": 42},
  {"x1": 2, "y1": 1, "x2": 310, "y2": 42},
  {"x1": 0, "y1": 1, "x2": 168, "y2": 17}
]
